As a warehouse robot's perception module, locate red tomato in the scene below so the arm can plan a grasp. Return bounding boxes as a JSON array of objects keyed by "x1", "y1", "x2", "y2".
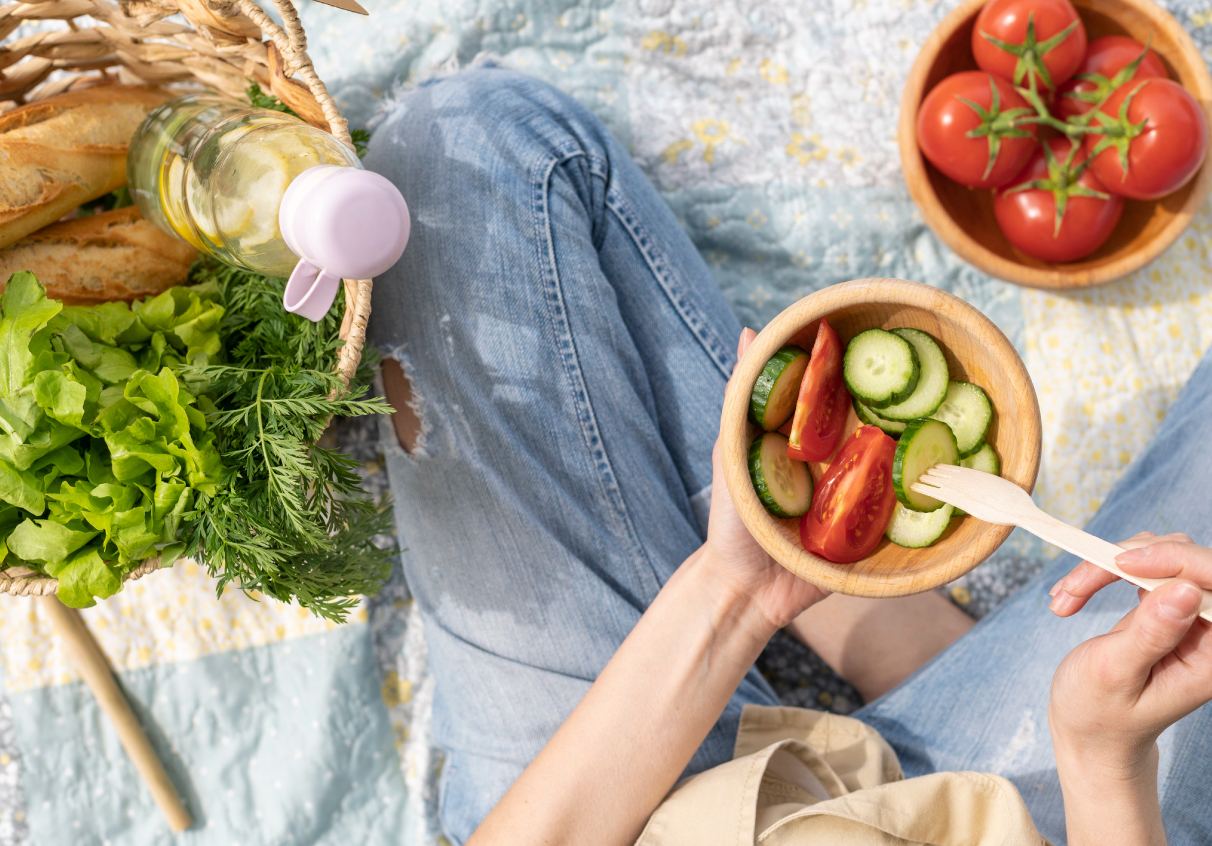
[
  {"x1": 1053, "y1": 36, "x2": 1168, "y2": 121},
  {"x1": 994, "y1": 138, "x2": 1123, "y2": 262},
  {"x1": 1083, "y1": 77, "x2": 1208, "y2": 200},
  {"x1": 972, "y1": 0, "x2": 1087, "y2": 92},
  {"x1": 786, "y1": 318, "x2": 847, "y2": 463},
  {"x1": 917, "y1": 71, "x2": 1039, "y2": 189},
  {"x1": 800, "y1": 426, "x2": 897, "y2": 564}
]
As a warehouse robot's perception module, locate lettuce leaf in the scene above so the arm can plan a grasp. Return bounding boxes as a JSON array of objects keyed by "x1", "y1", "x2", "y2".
[
  {"x1": 0, "y1": 461, "x2": 43, "y2": 513},
  {"x1": 8, "y1": 518, "x2": 99, "y2": 564},
  {"x1": 0, "y1": 272, "x2": 62, "y2": 397},
  {"x1": 45, "y1": 544, "x2": 121, "y2": 609},
  {"x1": 0, "y1": 273, "x2": 228, "y2": 608}
]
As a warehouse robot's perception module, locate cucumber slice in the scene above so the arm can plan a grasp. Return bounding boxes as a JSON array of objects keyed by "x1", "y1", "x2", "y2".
[
  {"x1": 878, "y1": 328, "x2": 951, "y2": 422},
  {"x1": 954, "y1": 442, "x2": 1000, "y2": 517},
  {"x1": 892, "y1": 418, "x2": 959, "y2": 512},
  {"x1": 843, "y1": 329, "x2": 920, "y2": 409},
  {"x1": 748, "y1": 432, "x2": 814, "y2": 517},
  {"x1": 886, "y1": 502, "x2": 955, "y2": 548},
  {"x1": 749, "y1": 346, "x2": 810, "y2": 431},
  {"x1": 961, "y1": 442, "x2": 1000, "y2": 475},
  {"x1": 854, "y1": 398, "x2": 908, "y2": 437},
  {"x1": 929, "y1": 382, "x2": 993, "y2": 458}
]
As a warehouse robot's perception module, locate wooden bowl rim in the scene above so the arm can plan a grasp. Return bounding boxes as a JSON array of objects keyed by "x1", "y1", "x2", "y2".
[
  {"x1": 720, "y1": 278, "x2": 1043, "y2": 596},
  {"x1": 898, "y1": 0, "x2": 1212, "y2": 290}
]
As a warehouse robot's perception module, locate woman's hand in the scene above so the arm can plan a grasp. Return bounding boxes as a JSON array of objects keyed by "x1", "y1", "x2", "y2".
[
  {"x1": 1046, "y1": 533, "x2": 1212, "y2": 846},
  {"x1": 1049, "y1": 533, "x2": 1212, "y2": 769},
  {"x1": 700, "y1": 329, "x2": 828, "y2": 634}
]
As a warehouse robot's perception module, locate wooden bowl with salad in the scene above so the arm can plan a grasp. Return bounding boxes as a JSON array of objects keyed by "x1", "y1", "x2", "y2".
[
  {"x1": 899, "y1": 0, "x2": 1212, "y2": 289},
  {"x1": 721, "y1": 278, "x2": 1041, "y2": 597}
]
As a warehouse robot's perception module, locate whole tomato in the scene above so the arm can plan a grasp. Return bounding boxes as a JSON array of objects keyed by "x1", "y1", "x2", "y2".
[
  {"x1": 994, "y1": 138, "x2": 1123, "y2": 262},
  {"x1": 972, "y1": 0, "x2": 1087, "y2": 93},
  {"x1": 1053, "y1": 36, "x2": 1168, "y2": 121},
  {"x1": 917, "y1": 71, "x2": 1039, "y2": 189},
  {"x1": 1083, "y1": 77, "x2": 1209, "y2": 200}
]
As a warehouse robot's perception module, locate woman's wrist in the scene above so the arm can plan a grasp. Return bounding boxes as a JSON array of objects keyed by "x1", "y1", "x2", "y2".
[
  {"x1": 693, "y1": 544, "x2": 785, "y2": 645},
  {"x1": 1052, "y1": 728, "x2": 1165, "y2": 846}
]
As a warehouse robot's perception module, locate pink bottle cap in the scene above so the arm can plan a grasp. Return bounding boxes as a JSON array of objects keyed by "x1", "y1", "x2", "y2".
[{"x1": 279, "y1": 165, "x2": 411, "y2": 322}]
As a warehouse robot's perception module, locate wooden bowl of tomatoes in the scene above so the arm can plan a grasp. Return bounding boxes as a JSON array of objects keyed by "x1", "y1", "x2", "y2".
[
  {"x1": 900, "y1": 0, "x2": 1212, "y2": 289},
  {"x1": 720, "y1": 278, "x2": 1041, "y2": 597}
]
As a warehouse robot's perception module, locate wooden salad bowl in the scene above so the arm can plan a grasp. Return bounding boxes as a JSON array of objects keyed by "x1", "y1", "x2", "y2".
[
  {"x1": 720, "y1": 278, "x2": 1042, "y2": 597},
  {"x1": 899, "y1": 0, "x2": 1212, "y2": 289}
]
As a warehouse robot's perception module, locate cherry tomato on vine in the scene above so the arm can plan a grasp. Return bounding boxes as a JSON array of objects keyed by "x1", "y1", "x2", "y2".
[
  {"x1": 917, "y1": 71, "x2": 1039, "y2": 189},
  {"x1": 1053, "y1": 36, "x2": 1168, "y2": 121},
  {"x1": 800, "y1": 426, "x2": 897, "y2": 564},
  {"x1": 1083, "y1": 77, "x2": 1208, "y2": 200},
  {"x1": 972, "y1": 0, "x2": 1087, "y2": 93},
  {"x1": 994, "y1": 138, "x2": 1123, "y2": 262}
]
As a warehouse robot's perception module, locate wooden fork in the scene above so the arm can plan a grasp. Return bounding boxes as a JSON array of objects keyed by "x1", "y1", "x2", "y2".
[{"x1": 912, "y1": 465, "x2": 1212, "y2": 623}]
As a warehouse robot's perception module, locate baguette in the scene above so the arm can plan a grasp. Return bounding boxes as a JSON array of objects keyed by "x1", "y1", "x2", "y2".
[
  {"x1": 0, "y1": 206, "x2": 197, "y2": 304},
  {"x1": 0, "y1": 85, "x2": 172, "y2": 250}
]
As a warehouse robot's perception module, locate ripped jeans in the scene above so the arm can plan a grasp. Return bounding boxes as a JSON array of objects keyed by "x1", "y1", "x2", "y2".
[{"x1": 365, "y1": 67, "x2": 1212, "y2": 845}]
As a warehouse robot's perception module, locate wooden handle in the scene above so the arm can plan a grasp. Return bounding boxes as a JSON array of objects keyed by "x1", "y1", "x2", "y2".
[
  {"x1": 36, "y1": 596, "x2": 192, "y2": 833},
  {"x1": 1027, "y1": 514, "x2": 1212, "y2": 624}
]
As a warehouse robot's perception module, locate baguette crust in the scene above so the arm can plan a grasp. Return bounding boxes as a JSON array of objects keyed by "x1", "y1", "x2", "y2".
[
  {"x1": 0, "y1": 85, "x2": 173, "y2": 250},
  {"x1": 0, "y1": 206, "x2": 197, "y2": 304}
]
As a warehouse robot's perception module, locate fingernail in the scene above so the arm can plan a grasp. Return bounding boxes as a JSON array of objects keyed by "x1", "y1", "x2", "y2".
[
  {"x1": 1048, "y1": 579, "x2": 1064, "y2": 597},
  {"x1": 1158, "y1": 583, "x2": 1201, "y2": 620},
  {"x1": 1048, "y1": 590, "x2": 1069, "y2": 613},
  {"x1": 1116, "y1": 546, "x2": 1150, "y2": 565}
]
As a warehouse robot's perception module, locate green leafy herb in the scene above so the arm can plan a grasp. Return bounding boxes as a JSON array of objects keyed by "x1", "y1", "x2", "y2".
[
  {"x1": 182, "y1": 260, "x2": 394, "y2": 621},
  {"x1": 246, "y1": 81, "x2": 297, "y2": 116},
  {"x1": 246, "y1": 82, "x2": 370, "y2": 158},
  {"x1": 350, "y1": 128, "x2": 371, "y2": 159}
]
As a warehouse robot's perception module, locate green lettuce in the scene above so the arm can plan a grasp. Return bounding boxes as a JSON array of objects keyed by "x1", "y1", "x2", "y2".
[{"x1": 0, "y1": 273, "x2": 227, "y2": 607}]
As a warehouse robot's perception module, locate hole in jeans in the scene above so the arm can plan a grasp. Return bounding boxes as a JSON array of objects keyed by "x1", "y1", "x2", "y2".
[{"x1": 382, "y1": 357, "x2": 423, "y2": 455}]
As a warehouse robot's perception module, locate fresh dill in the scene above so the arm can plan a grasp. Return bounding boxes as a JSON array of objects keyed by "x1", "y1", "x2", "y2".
[{"x1": 183, "y1": 261, "x2": 394, "y2": 621}]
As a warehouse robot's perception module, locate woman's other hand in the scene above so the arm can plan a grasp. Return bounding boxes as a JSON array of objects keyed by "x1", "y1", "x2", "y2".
[
  {"x1": 701, "y1": 328, "x2": 828, "y2": 634},
  {"x1": 1049, "y1": 536, "x2": 1212, "y2": 771},
  {"x1": 1047, "y1": 534, "x2": 1212, "y2": 845}
]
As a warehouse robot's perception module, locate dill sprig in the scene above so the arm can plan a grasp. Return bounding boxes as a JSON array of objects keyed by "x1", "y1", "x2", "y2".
[{"x1": 183, "y1": 261, "x2": 394, "y2": 621}]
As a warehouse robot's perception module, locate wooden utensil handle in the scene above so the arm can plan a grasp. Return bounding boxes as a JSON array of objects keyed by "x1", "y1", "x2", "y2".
[
  {"x1": 1029, "y1": 515, "x2": 1212, "y2": 624},
  {"x1": 37, "y1": 596, "x2": 192, "y2": 833}
]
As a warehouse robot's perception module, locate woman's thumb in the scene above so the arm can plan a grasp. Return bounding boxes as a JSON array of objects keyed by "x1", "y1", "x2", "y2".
[{"x1": 1119, "y1": 580, "x2": 1202, "y2": 680}]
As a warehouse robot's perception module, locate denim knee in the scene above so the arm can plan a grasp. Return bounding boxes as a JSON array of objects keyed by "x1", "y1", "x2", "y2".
[
  {"x1": 366, "y1": 65, "x2": 614, "y2": 179},
  {"x1": 363, "y1": 66, "x2": 618, "y2": 351}
]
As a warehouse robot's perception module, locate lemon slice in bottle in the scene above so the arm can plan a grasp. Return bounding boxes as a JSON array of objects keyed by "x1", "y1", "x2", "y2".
[
  {"x1": 213, "y1": 193, "x2": 253, "y2": 241},
  {"x1": 228, "y1": 143, "x2": 290, "y2": 250},
  {"x1": 159, "y1": 154, "x2": 204, "y2": 250},
  {"x1": 185, "y1": 163, "x2": 219, "y2": 245}
]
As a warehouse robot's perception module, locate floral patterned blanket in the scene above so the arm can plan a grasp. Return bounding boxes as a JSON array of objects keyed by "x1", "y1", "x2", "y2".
[{"x1": 5, "y1": 1, "x2": 1212, "y2": 844}]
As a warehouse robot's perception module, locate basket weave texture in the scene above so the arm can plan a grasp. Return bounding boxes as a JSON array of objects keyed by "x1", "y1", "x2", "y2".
[{"x1": 0, "y1": 0, "x2": 373, "y2": 596}]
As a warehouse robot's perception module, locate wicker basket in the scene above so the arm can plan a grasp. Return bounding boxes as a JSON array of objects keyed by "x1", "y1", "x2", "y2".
[{"x1": 0, "y1": 0, "x2": 372, "y2": 597}]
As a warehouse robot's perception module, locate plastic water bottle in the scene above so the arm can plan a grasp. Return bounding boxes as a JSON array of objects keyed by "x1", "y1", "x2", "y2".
[{"x1": 128, "y1": 94, "x2": 409, "y2": 321}]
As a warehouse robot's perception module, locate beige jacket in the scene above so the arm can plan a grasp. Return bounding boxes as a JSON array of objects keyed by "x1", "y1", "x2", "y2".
[{"x1": 638, "y1": 705, "x2": 1051, "y2": 846}]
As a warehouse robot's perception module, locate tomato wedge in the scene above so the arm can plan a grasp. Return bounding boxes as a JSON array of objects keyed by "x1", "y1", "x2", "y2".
[
  {"x1": 786, "y1": 318, "x2": 847, "y2": 463},
  {"x1": 800, "y1": 426, "x2": 898, "y2": 564}
]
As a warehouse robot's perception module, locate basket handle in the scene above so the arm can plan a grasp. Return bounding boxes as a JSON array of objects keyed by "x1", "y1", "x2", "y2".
[{"x1": 234, "y1": 0, "x2": 353, "y2": 149}]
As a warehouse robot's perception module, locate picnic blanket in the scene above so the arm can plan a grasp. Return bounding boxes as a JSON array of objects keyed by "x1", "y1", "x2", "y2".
[{"x1": 5, "y1": 0, "x2": 1212, "y2": 844}]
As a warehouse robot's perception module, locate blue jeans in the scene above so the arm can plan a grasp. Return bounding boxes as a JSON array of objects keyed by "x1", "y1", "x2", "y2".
[{"x1": 365, "y1": 67, "x2": 1212, "y2": 845}]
